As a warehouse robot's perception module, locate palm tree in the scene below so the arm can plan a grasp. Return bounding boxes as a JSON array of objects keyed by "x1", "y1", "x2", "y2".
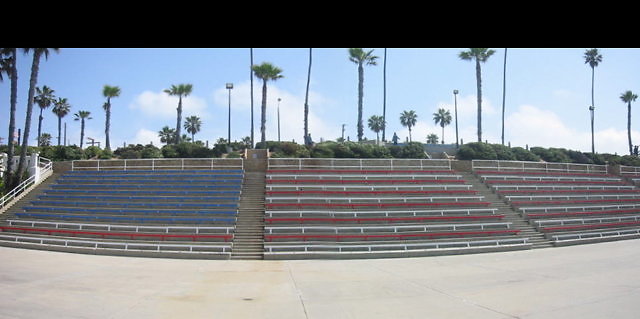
[
  {"x1": 164, "y1": 84, "x2": 192, "y2": 144},
  {"x1": 250, "y1": 48, "x2": 255, "y2": 149},
  {"x1": 400, "y1": 110, "x2": 417, "y2": 142},
  {"x1": 620, "y1": 91, "x2": 638, "y2": 156},
  {"x1": 38, "y1": 133, "x2": 51, "y2": 147},
  {"x1": 102, "y1": 85, "x2": 121, "y2": 151},
  {"x1": 303, "y1": 48, "x2": 312, "y2": 142},
  {"x1": 433, "y1": 108, "x2": 452, "y2": 144},
  {"x1": 584, "y1": 48, "x2": 603, "y2": 154},
  {"x1": 1, "y1": 49, "x2": 17, "y2": 189},
  {"x1": 501, "y1": 48, "x2": 507, "y2": 145},
  {"x1": 35, "y1": 85, "x2": 56, "y2": 146},
  {"x1": 252, "y1": 62, "x2": 284, "y2": 147},
  {"x1": 459, "y1": 48, "x2": 495, "y2": 142},
  {"x1": 74, "y1": 111, "x2": 92, "y2": 148},
  {"x1": 158, "y1": 126, "x2": 176, "y2": 145},
  {"x1": 427, "y1": 133, "x2": 439, "y2": 144},
  {"x1": 348, "y1": 48, "x2": 379, "y2": 141},
  {"x1": 367, "y1": 115, "x2": 385, "y2": 144},
  {"x1": 382, "y1": 48, "x2": 388, "y2": 142},
  {"x1": 15, "y1": 48, "x2": 59, "y2": 186},
  {"x1": 184, "y1": 115, "x2": 202, "y2": 142},
  {"x1": 52, "y1": 98, "x2": 71, "y2": 146}
]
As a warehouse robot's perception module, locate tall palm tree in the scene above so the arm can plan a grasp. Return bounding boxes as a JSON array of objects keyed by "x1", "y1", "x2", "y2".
[
  {"x1": 35, "y1": 85, "x2": 56, "y2": 146},
  {"x1": 620, "y1": 91, "x2": 638, "y2": 156},
  {"x1": 459, "y1": 48, "x2": 495, "y2": 142},
  {"x1": 367, "y1": 115, "x2": 385, "y2": 143},
  {"x1": 400, "y1": 110, "x2": 417, "y2": 142},
  {"x1": 252, "y1": 62, "x2": 284, "y2": 147},
  {"x1": 184, "y1": 115, "x2": 202, "y2": 142},
  {"x1": 348, "y1": 48, "x2": 379, "y2": 142},
  {"x1": 164, "y1": 84, "x2": 192, "y2": 144},
  {"x1": 250, "y1": 48, "x2": 255, "y2": 148},
  {"x1": 584, "y1": 48, "x2": 603, "y2": 154},
  {"x1": 158, "y1": 126, "x2": 176, "y2": 145},
  {"x1": 102, "y1": 85, "x2": 121, "y2": 151},
  {"x1": 304, "y1": 48, "x2": 312, "y2": 141},
  {"x1": 501, "y1": 48, "x2": 507, "y2": 145},
  {"x1": 15, "y1": 48, "x2": 59, "y2": 187},
  {"x1": 74, "y1": 110, "x2": 92, "y2": 148},
  {"x1": 1, "y1": 49, "x2": 17, "y2": 189},
  {"x1": 382, "y1": 48, "x2": 388, "y2": 142},
  {"x1": 52, "y1": 98, "x2": 71, "y2": 146},
  {"x1": 433, "y1": 108, "x2": 452, "y2": 144}
]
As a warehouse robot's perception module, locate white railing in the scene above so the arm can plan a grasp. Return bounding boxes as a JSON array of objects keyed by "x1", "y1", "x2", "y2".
[
  {"x1": 0, "y1": 156, "x2": 53, "y2": 211},
  {"x1": 265, "y1": 222, "x2": 512, "y2": 234},
  {"x1": 472, "y1": 160, "x2": 608, "y2": 174},
  {"x1": 268, "y1": 158, "x2": 452, "y2": 170},
  {"x1": 265, "y1": 238, "x2": 530, "y2": 254},
  {"x1": 267, "y1": 174, "x2": 462, "y2": 180},
  {"x1": 619, "y1": 165, "x2": 640, "y2": 176},
  {"x1": 265, "y1": 208, "x2": 499, "y2": 218},
  {"x1": 266, "y1": 184, "x2": 473, "y2": 191},
  {"x1": 71, "y1": 158, "x2": 244, "y2": 171},
  {"x1": 552, "y1": 229, "x2": 640, "y2": 242},
  {"x1": 0, "y1": 234, "x2": 232, "y2": 255},
  {"x1": 519, "y1": 203, "x2": 640, "y2": 214},
  {"x1": 534, "y1": 215, "x2": 640, "y2": 227},
  {"x1": 265, "y1": 196, "x2": 484, "y2": 204},
  {"x1": 6, "y1": 220, "x2": 235, "y2": 234}
]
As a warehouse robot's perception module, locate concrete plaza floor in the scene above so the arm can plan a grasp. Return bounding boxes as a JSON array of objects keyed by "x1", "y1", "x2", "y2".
[{"x1": 1, "y1": 240, "x2": 639, "y2": 319}]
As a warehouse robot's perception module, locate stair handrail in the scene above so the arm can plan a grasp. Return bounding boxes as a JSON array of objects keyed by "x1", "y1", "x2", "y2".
[{"x1": 0, "y1": 156, "x2": 53, "y2": 211}]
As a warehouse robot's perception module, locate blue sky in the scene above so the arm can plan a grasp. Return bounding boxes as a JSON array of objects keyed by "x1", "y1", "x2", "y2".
[{"x1": 2, "y1": 48, "x2": 640, "y2": 154}]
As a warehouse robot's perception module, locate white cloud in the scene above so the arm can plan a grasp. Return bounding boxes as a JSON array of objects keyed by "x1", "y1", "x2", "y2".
[
  {"x1": 129, "y1": 128, "x2": 161, "y2": 146},
  {"x1": 437, "y1": 94, "x2": 497, "y2": 119},
  {"x1": 129, "y1": 90, "x2": 208, "y2": 119}
]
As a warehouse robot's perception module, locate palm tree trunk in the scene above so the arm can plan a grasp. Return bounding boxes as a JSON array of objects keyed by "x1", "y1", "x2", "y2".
[
  {"x1": 80, "y1": 119, "x2": 85, "y2": 149},
  {"x1": 304, "y1": 48, "x2": 312, "y2": 140},
  {"x1": 57, "y1": 116, "x2": 62, "y2": 146},
  {"x1": 501, "y1": 48, "x2": 507, "y2": 145},
  {"x1": 15, "y1": 51, "x2": 41, "y2": 186},
  {"x1": 442, "y1": 125, "x2": 445, "y2": 144},
  {"x1": 475, "y1": 58, "x2": 482, "y2": 143},
  {"x1": 105, "y1": 98, "x2": 111, "y2": 151},
  {"x1": 628, "y1": 102, "x2": 633, "y2": 155},
  {"x1": 5, "y1": 49, "x2": 18, "y2": 189},
  {"x1": 37, "y1": 108, "x2": 44, "y2": 147},
  {"x1": 192, "y1": 132, "x2": 195, "y2": 143},
  {"x1": 250, "y1": 48, "x2": 254, "y2": 149},
  {"x1": 261, "y1": 79, "x2": 267, "y2": 147},
  {"x1": 175, "y1": 96, "x2": 183, "y2": 144},
  {"x1": 357, "y1": 63, "x2": 364, "y2": 142},
  {"x1": 382, "y1": 48, "x2": 387, "y2": 142},
  {"x1": 408, "y1": 127, "x2": 412, "y2": 142},
  {"x1": 591, "y1": 67, "x2": 595, "y2": 154}
]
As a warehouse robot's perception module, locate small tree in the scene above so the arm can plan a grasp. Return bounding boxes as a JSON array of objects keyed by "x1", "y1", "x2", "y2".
[{"x1": 426, "y1": 133, "x2": 439, "y2": 144}]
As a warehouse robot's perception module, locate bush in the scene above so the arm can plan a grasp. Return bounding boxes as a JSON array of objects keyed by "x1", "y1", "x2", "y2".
[
  {"x1": 399, "y1": 142, "x2": 428, "y2": 159},
  {"x1": 530, "y1": 147, "x2": 572, "y2": 163},
  {"x1": 98, "y1": 149, "x2": 113, "y2": 159},
  {"x1": 141, "y1": 145, "x2": 162, "y2": 159},
  {"x1": 457, "y1": 142, "x2": 497, "y2": 160},
  {"x1": 490, "y1": 144, "x2": 516, "y2": 160},
  {"x1": 226, "y1": 151, "x2": 242, "y2": 158},
  {"x1": 84, "y1": 146, "x2": 102, "y2": 159},
  {"x1": 311, "y1": 143, "x2": 335, "y2": 158},
  {"x1": 510, "y1": 147, "x2": 540, "y2": 161}
]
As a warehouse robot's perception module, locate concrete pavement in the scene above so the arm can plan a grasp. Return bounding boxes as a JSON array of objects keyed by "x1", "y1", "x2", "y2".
[{"x1": 1, "y1": 240, "x2": 639, "y2": 318}]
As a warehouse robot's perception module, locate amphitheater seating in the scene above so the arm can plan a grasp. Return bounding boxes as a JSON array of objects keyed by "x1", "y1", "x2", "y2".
[
  {"x1": 474, "y1": 160, "x2": 640, "y2": 246},
  {"x1": 0, "y1": 159, "x2": 244, "y2": 258},
  {"x1": 264, "y1": 159, "x2": 528, "y2": 259}
]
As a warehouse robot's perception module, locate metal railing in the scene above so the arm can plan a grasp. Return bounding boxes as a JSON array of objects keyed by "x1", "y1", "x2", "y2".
[
  {"x1": 71, "y1": 158, "x2": 244, "y2": 171},
  {"x1": 619, "y1": 165, "x2": 640, "y2": 176},
  {"x1": 534, "y1": 215, "x2": 640, "y2": 227},
  {"x1": 1, "y1": 156, "x2": 53, "y2": 211},
  {"x1": 472, "y1": 160, "x2": 608, "y2": 174},
  {"x1": 265, "y1": 222, "x2": 512, "y2": 234},
  {"x1": 552, "y1": 229, "x2": 640, "y2": 242},
  {"x1": 6, "y1": 220, "x2": 235, "y2": 234},
  {"x1": 264, "y1": 238, "x2": 529, "y2": 254},
  {"x1": 268, "y1": 158, "x2": 452, "y2": 170},
  {"x1": 0, "y1": 234, "x2": 232, "y2": 254},
  {"x1": 265, "y1": 208, "x2": 499, "y2": 218}
]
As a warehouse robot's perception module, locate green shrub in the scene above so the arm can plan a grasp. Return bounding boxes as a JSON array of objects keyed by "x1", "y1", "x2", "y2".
[
  {"x1": 332, "y1": 143, "x2": 355, "y2": 158},
  {"x1": 530, "y1": 147, "x2": 571, "y2": 163},
  {"x1": 84, "y1": 146, "x2": 102, "y2": 159},
  {"x1": 141, "y1": 145, "x2": 162, "y2": 158},
  {"x1": 226, "y1": 151, "x2": 242, "y2": 158},
  {"x1": 510, "y1": 147, "x2": 540, "y2": 161},
  {"x1": 311, "y1": 143, "x2": 335, "y2": 158},
  {"x1": 490, "y1": 144, "x2": 517, "y2": 160},
  {"x1": 98, "y1": 149, "x2": 113, "y2": 159},
  {"x1": 457, "y1": 142, "x2": 497, "y2": 160},
  {"x1": 388, "y1": 145, "x2": 402, "y2": 158},
  {"x1": 400, "y1": 142, "x2": 428, "y2": 159}
]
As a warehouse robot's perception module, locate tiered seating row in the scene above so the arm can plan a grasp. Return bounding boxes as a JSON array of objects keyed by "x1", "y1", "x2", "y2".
[
  {"x1": 265, "y1": 159, "x2": 528, "y2": 259},
  {"x1": 474, "y1": 160, "x2": 640, "y2": 246},
  {"x1": 0, "y1": 166, "x2": 244, "y2": 258}
]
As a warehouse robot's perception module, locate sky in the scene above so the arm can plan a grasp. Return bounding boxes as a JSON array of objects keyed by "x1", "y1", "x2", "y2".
[{"x1": 1, "y1": 48, "x2": 640, "y2": 155}]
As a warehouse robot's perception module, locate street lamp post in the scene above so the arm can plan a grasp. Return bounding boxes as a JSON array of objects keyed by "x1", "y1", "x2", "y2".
[
  {"x1": 277, "y1": 98, "x2": 281, "y2": 142},
  {"x1": 589, "y1": 105, "x2": 595, "y2": 154},
  {"x1": 226, "y1": 83, "x2": 233, "y2": 146},
  {"x1": 453, "y1": 89, "x2": 459, "y2": 148}
]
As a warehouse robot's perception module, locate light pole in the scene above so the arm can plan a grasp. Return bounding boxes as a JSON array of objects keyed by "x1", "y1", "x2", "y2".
[
  {"x1": 453, "y1": 89, "x2": 459, "y2": 148},
  {"x1": 277, "y1": 98, "x2": 281, "y2": 142},
  {"x1": 341, "y1": 124, "x2": 346, "y2": 141},
  {"x1": 589, "y1": 105, "x2": 595, "y2": 154},
  {"x1": 226, "y1": 83, "x2": 233, "y2": 146}
]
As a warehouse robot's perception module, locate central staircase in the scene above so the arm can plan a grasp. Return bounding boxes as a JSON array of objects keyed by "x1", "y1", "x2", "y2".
[
  {"x1": 459, "y1": 172, "x2": 553, "y2": 249},
  {"x1": 231, "y1": 154, "x2": 267, "y2": 260}
]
